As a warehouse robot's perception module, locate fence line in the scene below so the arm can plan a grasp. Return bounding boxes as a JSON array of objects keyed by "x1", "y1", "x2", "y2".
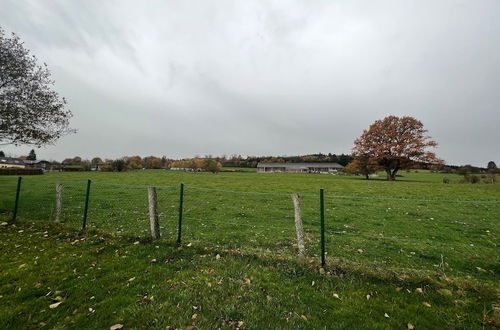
[
  {"x1": 2, "y1": 177, "x2": 498, "y2": 273},
  {"x1": 181, "y1": 184, "x2": 500, "y2": 204}
]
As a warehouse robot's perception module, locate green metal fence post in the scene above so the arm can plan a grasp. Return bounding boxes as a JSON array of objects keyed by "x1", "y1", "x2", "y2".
[
  {"x1": 81, "y1": 179, "x2": 92, "y2": 231},
  {"x1": 177, "y1": 183, "x2": 184, "y2": 244},
  {"x1": 320, "y1": 188, "x2": 326, "y2": 268},
  {"x1": 12, "y1": 176, "x2": 22, "y2": 221}
]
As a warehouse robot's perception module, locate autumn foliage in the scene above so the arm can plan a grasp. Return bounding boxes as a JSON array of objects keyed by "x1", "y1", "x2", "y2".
[
  {"x1": 352, "y1": 116, "x2": 439, "y2": 181},
  {"x1": 344, "y1": 157, "x2": 380, "y2": 180}
]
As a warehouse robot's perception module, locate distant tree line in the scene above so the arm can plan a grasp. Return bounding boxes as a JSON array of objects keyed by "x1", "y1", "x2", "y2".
[
  {"x1": 48, "y1": 153, "x2": 354, "y2": 172},
  {"x1": 218, "y1": 153, "x2": 353, "y2": 168}
]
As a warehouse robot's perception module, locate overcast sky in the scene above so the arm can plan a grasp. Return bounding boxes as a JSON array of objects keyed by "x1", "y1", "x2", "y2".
[{"x1": 1, "y1": 0, "x2": 499, "y2": 166}]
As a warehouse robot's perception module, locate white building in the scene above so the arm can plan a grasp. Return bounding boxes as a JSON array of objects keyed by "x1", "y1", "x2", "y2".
[{"x1": 257, "y1": 162, "x2": 344, "y2": 174}]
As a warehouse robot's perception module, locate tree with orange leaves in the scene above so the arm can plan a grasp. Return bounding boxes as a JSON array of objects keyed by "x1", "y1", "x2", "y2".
[
  {"x1": 344, "y1": 157, "x2": 380, "y2": 180},
  {"x1": 353, "y1": 116, "x2": 439, "y2": 181}
]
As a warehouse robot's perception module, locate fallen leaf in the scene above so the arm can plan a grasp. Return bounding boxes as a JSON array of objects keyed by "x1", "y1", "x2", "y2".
[
  {"x1": 407, "y1": 323, "x2": 414, "y2": 329},
  {"x1": 366, "y1": 294, "x2": 371, "y2": 300},
  {"x1": 384, "y1": 313, "x2": 390, "y2": 318},
  {"x1": 128, "y1": 277, "x2": 136, "y2": 282},
  {"x1": 356, "y1": 249, "x2": 364, "y2": 254},
  {"x1": 415, "y1": 288, "x2": 423, "y2": 294},
  {"x1": 49, "y1": 302, "x2": 62, "y2": 309},
  {"x1": 333, "y1": 293, "x2": 340, "y2": 299},
  {"x1": 422, "y1": 302, "x2": 431, "y2": 308},
  {"x1": 215, "y1": 254, "x2": 221, "y2": 260},
  {"x1": 110, "y1": 324, "x2": 123, "y2": 330},
  {"x1": 437, "y1": 289, "x2": 452, "y2": 297},
  {"x1": 301, "y1": 315, "x2": 308, "y2": 321},
  {"x1": 192, "y1": 314, "x2": 197, "y2": 319}
]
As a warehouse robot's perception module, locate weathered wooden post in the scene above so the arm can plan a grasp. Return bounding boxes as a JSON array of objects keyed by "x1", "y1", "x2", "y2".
[
  {"x1": 148, "y1": 187, "x2": 161, "y2": 239},
  {"x1": 55, "y1": 183, "x2": 63, "y2": 223},
  {"x1": 291, "y1": 193, "x2": 306, "y2": 259}
]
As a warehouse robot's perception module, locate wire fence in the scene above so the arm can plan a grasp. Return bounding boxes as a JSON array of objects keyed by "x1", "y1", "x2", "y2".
[{"x1": 0, "y1": 176, "x2": 498, "y2": 281}]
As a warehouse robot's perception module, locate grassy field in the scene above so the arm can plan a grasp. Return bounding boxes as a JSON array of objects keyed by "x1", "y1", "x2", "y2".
[{"x1": 0, "y1": 170, "x2": 498, "y2": 328}]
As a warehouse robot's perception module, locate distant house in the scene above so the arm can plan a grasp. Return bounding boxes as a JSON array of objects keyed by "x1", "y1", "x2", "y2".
[
  {"x1": 24, "y1": 160, "x2": 52, "y2": 171},
  {"x1": 0, "y1": 157, "x2": 26, "y2": 169},
  {"x1": 257, "y1": 162, "x2": 344, "y2": 174}
]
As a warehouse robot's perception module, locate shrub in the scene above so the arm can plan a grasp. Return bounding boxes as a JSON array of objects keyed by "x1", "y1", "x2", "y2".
[
  {"x1": 99, "y1": 164, "x2": 113, "y2": 172},
  {"x1": 470, "y1": 175, "x2": 480, "y2": 184},
  {"x1": 0, "y1": 168, "x2": 43, "y2": 175},
  {"x1": 483, "y1": 174, "x2": 497, "y2": 184},
  {"x1": 442, "y1": 178, "x2": 450, "y2": 184}
]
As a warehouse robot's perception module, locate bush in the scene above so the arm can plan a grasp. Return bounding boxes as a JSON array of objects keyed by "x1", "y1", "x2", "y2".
[
  {"x1": 470, "y1": 175, "x2": 480, "y2": 184},
  {"x1": 0, "y1": 168, "x2": 43, "y2": 175},
  {"x1": 442, "y1": 178, "x2": 450, "y2": 184},
  {"x1": 483, "y1": 174, "x2": 497, "y2": 184},
  {"x1": 99, "y1": 164, "x2": 113, "y2": 172}
]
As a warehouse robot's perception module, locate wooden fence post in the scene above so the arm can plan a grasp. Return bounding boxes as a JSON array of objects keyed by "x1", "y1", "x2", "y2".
[
  {"x1": 55, "y1": 183, "x2": 63, "y2": 223},
  {"x1": 148, "y1": 187, "x2": 160, "y2": 239},
  {"x1": 291, "y1": 193, "x2": 306, "y2": 259}
]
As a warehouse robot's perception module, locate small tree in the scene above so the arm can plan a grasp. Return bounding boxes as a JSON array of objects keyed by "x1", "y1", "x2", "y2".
[
  {"x1": 124, "y1": 156, "x2": 143, "y2": 170},
  {"x1": 353, "y1": 116, "x2": 439, "y2": 181},
  {"x1": 202, "y1": 159, "x2": 222, "y2": 173},
  {"x1": 91, "y1": 157, "x2": 103, "y2": 165},
  {"x1": 27, "y1": 149, "x2": 36, "y2": 160},
  {"x1": 345, "y1": 157, "x2": 379, "y2": 180},
  {"x1": 487, "y1": 161, "x2": 498, "y2": 174},
  {"x1": 0, "y1": 150, "x2": 4, "y2": 157},
  {"x1": 457, "y1": 165, "x2": 472, "y2": 180},
  {"x1": 112, "y1": 159, "x2": 125, "y2": 172},
  {"x1": 0, "y1": 28, "x2": 74, "y2": 146},
  {"x1": 143, "y1": 156, "x2": 161, "y2": 169}
]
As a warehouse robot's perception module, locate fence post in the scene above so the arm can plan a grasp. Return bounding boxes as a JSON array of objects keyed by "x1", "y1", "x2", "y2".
[
  {"x1": 320, "y1": 188, "x2": 325, "y2": 269},
  {"x1": 148, "y1": 187, "x2": 161, "y2": 239},
  {"x1": 291, "y1": 193, "x2": 306, "y2": 259},
  {"x1": 177, "y1": 183, "x2": 184, "y2": 244},
  {"x1": 81, "y1": 179, "x2": 91, "y2": 231},
  {"x1": 12, "y1": 176, "x2": 22, "y2": 221},
  {"x1": 55, "y1": 183, "x2": 63, "y2": 223}
]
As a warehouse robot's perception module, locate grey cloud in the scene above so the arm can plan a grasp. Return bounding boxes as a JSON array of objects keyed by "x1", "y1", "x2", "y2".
[{"x1": 0, "y1": 0, "x2": 499, "y2": 166}]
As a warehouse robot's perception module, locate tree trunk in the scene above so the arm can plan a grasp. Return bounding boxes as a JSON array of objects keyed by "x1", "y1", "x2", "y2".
[
  {"x1": 365, "y1": 173, "x2": 370, "y2": 180},
  {"x1": 390, "y1": 168, "x2": 399, "y2": 181},
  {"x1": 384, "y1": 159, "x2": 400, "y2": 181}
]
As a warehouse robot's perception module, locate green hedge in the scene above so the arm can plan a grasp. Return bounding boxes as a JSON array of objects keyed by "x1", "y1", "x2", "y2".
[{"x1": 0, "y1": 168, "x2": 43, "y2": 175}]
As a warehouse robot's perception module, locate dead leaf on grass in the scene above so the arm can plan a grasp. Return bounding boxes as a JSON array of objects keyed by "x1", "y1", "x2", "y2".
[{"x1": 49, "y1": 302, "x2": 62, "y2": 309}]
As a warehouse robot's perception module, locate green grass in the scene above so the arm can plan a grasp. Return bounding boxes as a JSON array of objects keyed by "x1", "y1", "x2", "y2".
[{"x1": 0, "y1": 170, "x2": 498, "y2": 328}]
